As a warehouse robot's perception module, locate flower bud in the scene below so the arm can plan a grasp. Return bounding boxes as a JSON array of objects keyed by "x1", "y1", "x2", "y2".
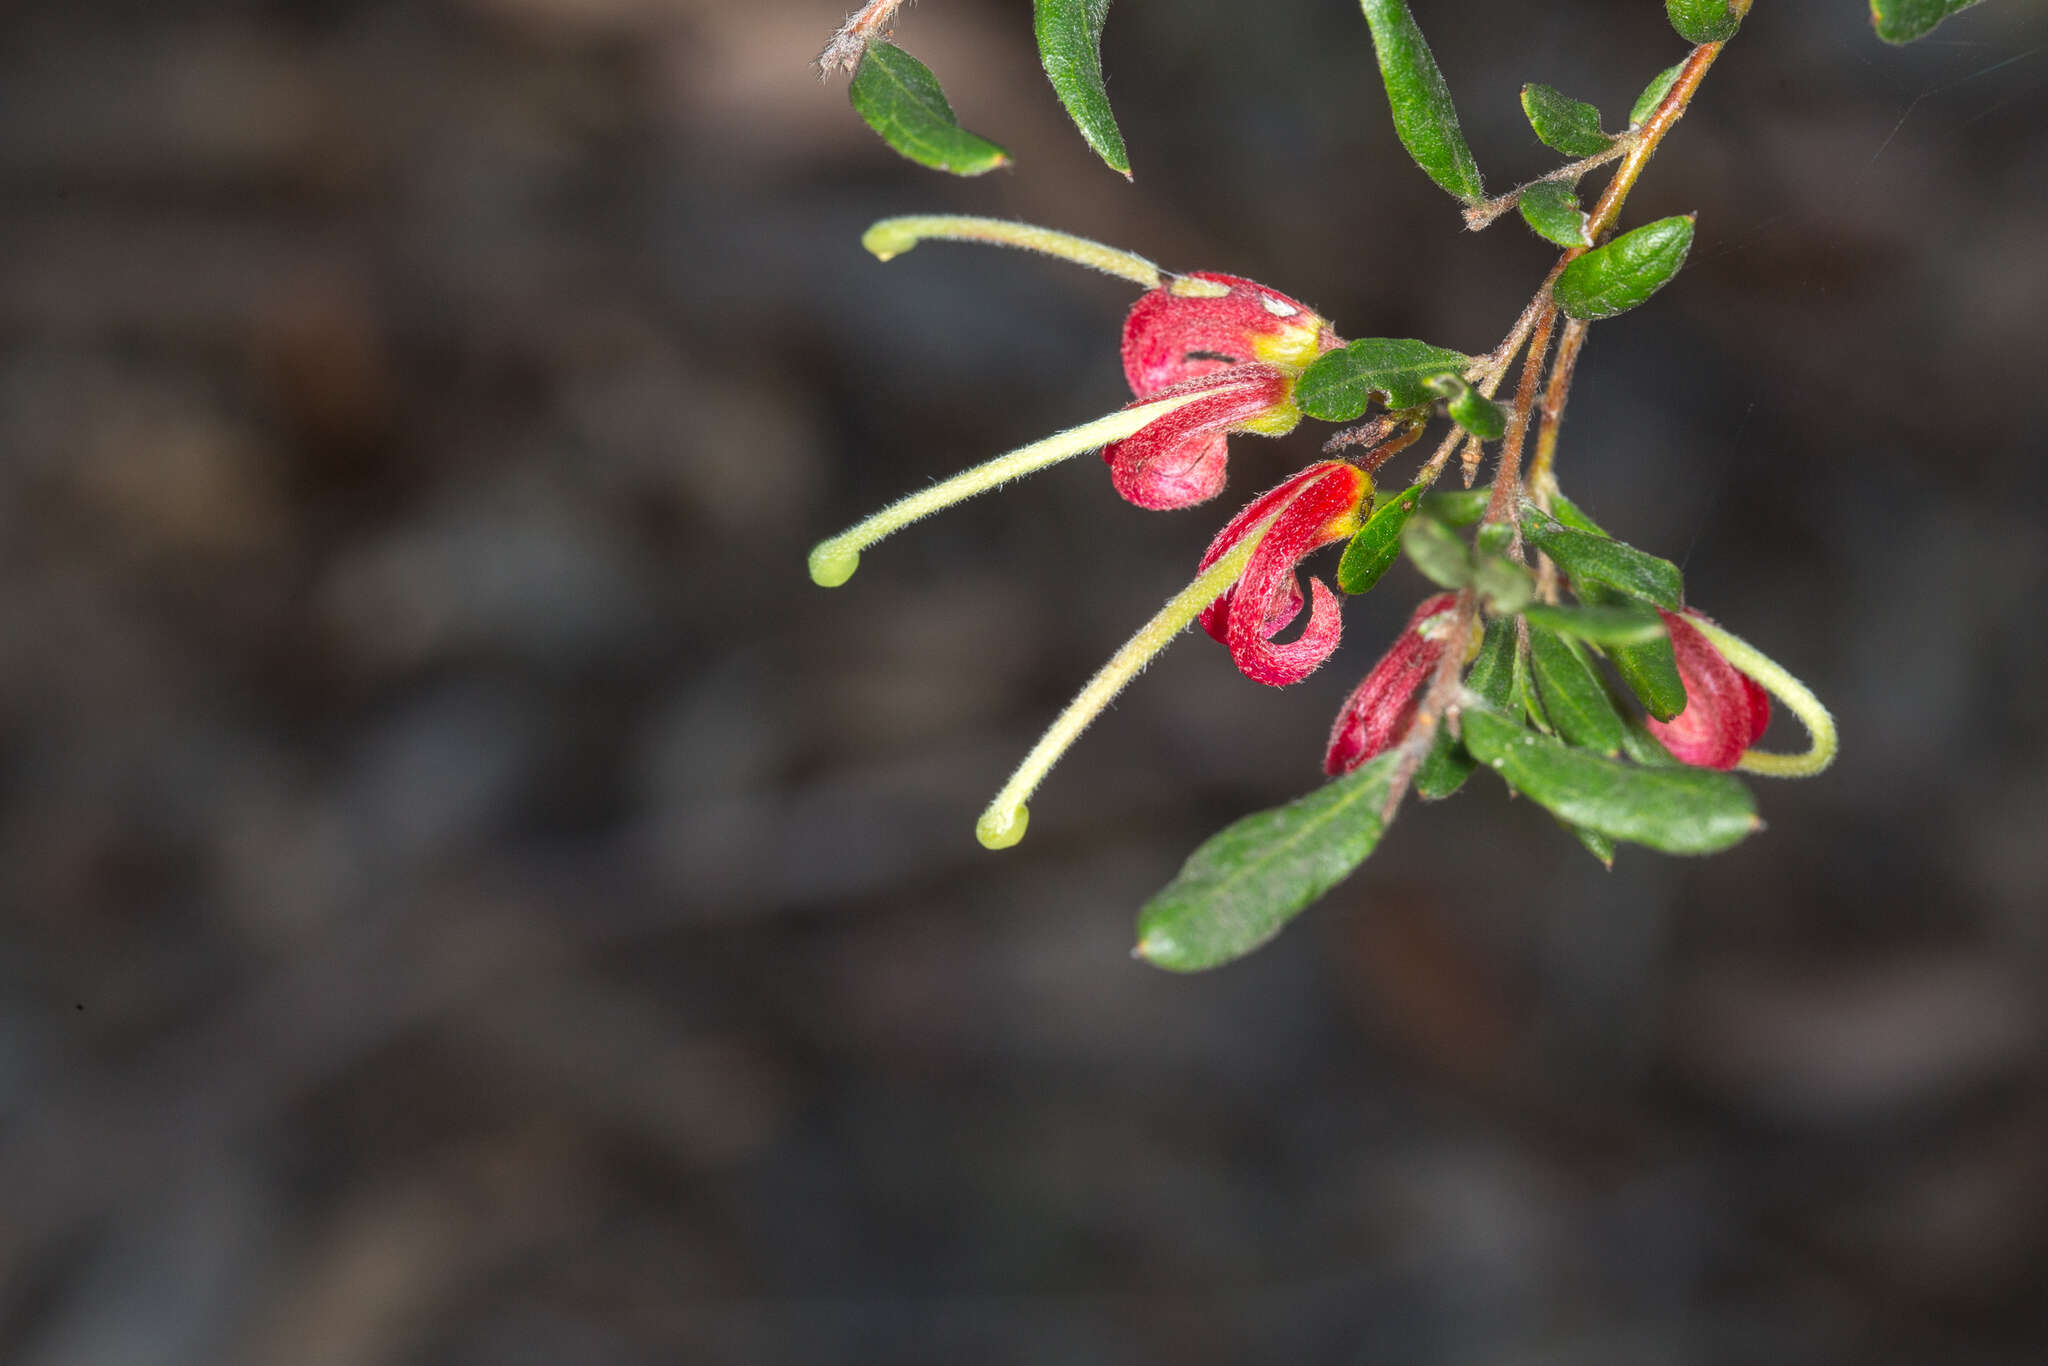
[
  {"x1": 1645, "y1": 608, "x2": 1771, "y2": 769},
  {"x1": 1324, "y1": 593, "x2": 1459, "y2": 775}
]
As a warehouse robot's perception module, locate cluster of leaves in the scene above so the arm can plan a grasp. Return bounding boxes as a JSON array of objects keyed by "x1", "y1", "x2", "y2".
[
  {"x1": 1138, "y1": 487, "x2": 1753, "y2": 973},
  {"x1": 836, "y1": 0, "x2": 1988, "y2": 181}
]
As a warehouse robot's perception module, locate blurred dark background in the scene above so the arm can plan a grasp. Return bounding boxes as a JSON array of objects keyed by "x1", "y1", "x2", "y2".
[{"x1": 0, "y1": 0, "x2": 2043, "y2": 1362}]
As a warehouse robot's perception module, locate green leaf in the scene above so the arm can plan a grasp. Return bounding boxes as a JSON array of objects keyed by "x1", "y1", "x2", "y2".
[
  {"x1": 1461, "y1": 709, "x2": 1760, "y2": 855},
  {"x1": 1428, "y1": 374, "x2": 1507, "y2": 440},
  {"x1": 1609, "y1": 632, "x2": 1688, "y2": 722},
  {"x1": 1629, "y1": 63, "x2": 1684, "y2": 127},
  {"x1": 850, "y1": 43, "x2": 1012, "y2": 176},
  {"x1": 1515, "y1": 629, "x2": 1551, "y2": 733},
  {"x1": 1870, "y1": 0, "x2": 1989, "y2": 43},
  {"x1": 1338, "y1": 481, "x2": 1428, "y2": 595},
  {"x1": 1034, "y1": 0, "x2": 1130, "y2": 177},
  {"x1": 1420, "y1": 486, "x2": 1490, "y2": 527},
  {"x1": 1565, "y1": 820, "x2": 1616, "y2": 868},
  {"x1": 1519, "y1": 84, "x2": 1613, "y2": 158},
  {"x1": 1472, "y1": 552, "x2": 1534, "y2": 615},
  {"x1": 1522, "y1": 511, "x2": 1683, "y2": 609},
  {"x1": 1296, "y1": 338, "x2": 1471, "y2": 421},
  {"x1": 1667, "y1": 0, "x2": 1743, "y2": 44},
  {"x1": 1550, "y1": 491, "x2": 1609, "y2": 536},
  {"x1": 1527, "y1": 626, "x2": 1626, "y2": 756},
  {"x1": 1358, "y1": 0, "x2": 1485, "y2": 203},
  {"x1": 1521, "y1": 602, "x2": 1667, "y2": 647},
  {"x1": 1401, "y1": 514, "x2": 1472, "y2": 590},
  {"x1": 1473, "y1": 521, "x2": 1513, "y2": 556},
  {"x1": 1416, "y1": 617, "x2": 1513, "y2": 800},
  {"x1": 1517, "y1": 181, "x2": 1592, "y2": 248},
  {"x1": 1135, "y1": 753, "x2": 1401, "y2": 972},
  {"x1": 1554, "y1": 215, "x2": 1696, "y2": 321}
]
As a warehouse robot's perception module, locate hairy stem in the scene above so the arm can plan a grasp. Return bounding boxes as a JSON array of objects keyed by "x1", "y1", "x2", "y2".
[{"x1": 818, "y1": 0, "x2": 914, "y2": 77}]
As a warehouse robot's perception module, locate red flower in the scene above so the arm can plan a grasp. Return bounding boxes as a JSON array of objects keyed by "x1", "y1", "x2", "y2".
[
  {"x1": 1196, "y1": 462, "x2": 1372, "y2": 686},
  {"x1": 1324, "y1": 593, "x2": 1460, "y2": 776},
  {"x1": 1647, "y1": 609, "x2": 1772, "y2": 770},
  {"x1": 1100, "y1": 273, "x2": 1342, "y2": 510}
]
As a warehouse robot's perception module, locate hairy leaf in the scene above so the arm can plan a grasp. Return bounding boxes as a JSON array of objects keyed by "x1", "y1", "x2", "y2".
[
  {"x1": 1554, "y1": 215, "x2": 1696, "y2": 321},
  {"x1": 1462, "y1": 710, "x2": 1760, "y2": 854},
  {"x1": 1420, "y1": 486, "x2": 1490, "y2": 527},
  {"x1": 1629, "y1": 63, "x2": 1686, "y2": 127},
  {"x1": 1521, "y1": 602, "x2": 1667, "y2": 647},
  {"x1": 1518, "y1": 181, "x2": 1593, "y2": 248},
  {"x1": 1667, "y1": 0, "x2": 1743, "y2": 44},
  {"x1": 1136, "y1": 753, "x2": 1401, "y2": 971},
  {"x1": 1402, "y1": 514, "x2": 1473, "y2": 590},
  {"x1": 1297, "y1": 338, "x2": 1471, "y2": 420},
  {"x1": 1528, "y1": 626, "x2": 1626, "y2": 756},
  {"x1": 1338, "y1": 481, "x2": 1429, "y2": 595},
  {"x1": 1429, "y1": 375, "x2": 1508, "y2": 440},
  {"x1": 1035, "y1": 0, "x2": 1130, "y2": 177},
  {"x1": 1520, "y1": 84, "x2": 1613, "y2": 157},
  {"x1": 1522, "y1": 511, "x2": 1683, "y2": 609},
  {"x1": 1473, "y1": 552, "x2": 1534, "y2": 615},
  {"x1": 1870, "y1": 0, "x2": 1989, "y2": 43},
  {"x1": 850, "y1": 43, "x2": 1011, "y2": 176},
  {"x1": 1416, "y1": 616, "x2": 1513, "y2": 799},
  {"x1": 1358, "y1": 0, "x2": 1485, "y2": 202}
]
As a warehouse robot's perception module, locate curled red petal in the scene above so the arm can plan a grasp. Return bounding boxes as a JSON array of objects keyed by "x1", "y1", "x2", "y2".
[
  {"x1": 1211, "y1": 462, "x2": 1371, "y2": 686},
  {"x1": 1102, "y1": 364, "x2": 1293, "y2": 511},
  {"x1": 1323, "y1": 593, "x2": 1458, "y2": 775},
  {"x1": 1646, "y1": 609, "x2": 1767, "y2": 770},
  {"x1": 1196, "y1": 460, "x2": 1353, "y2": 642},
  {"x1": 1121, "y1": 273, "x2": 1335, "y2": 396}
]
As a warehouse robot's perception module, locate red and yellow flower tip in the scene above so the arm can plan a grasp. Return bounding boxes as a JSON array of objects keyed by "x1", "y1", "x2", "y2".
[
  {"x1": 1647, "y1": 609, "x2": 1773, "y2": 770},
  {"x1": 1121, "y1": 271, "x2": 1338, "y2": 397},
  {"x1": 1195, "y1": 462, "x2": 1372, "y2": 687},
  {"x1": 1324, "y1": 593, "x2": 1461, "y2": 776}
]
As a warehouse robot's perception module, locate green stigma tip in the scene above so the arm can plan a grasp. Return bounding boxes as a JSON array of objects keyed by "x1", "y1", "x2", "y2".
[
  {"x1": 975, "y1": 804, "x2": 1029, "y2": 850},
  {"x1": 808, "y1": 543, "x2": 860, "y2": 588},
  {"x1": 861, "y1": 223, "x2": 917, "y2": 261}
]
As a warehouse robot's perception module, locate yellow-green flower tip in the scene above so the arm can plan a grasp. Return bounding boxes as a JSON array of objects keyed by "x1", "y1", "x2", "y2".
[
  {"x1": 975, "y1": 804, "x2": 1028, "y2": 850},
  {"x1": 808, "y1": 542, "x2": 860, "y2": 588},
  {"x1": 862, "y1": 221, "x2": 919, "y2": 262}
]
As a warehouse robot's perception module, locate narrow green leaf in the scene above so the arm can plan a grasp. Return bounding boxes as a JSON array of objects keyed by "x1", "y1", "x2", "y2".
[
  {"x1": 1338, "y1": 481, "x2": 1428, "y2": 595},
  {"x1": 1554, "y1": 215, "x2": 1696, "y2": 321},
  {"x1": 1519, "y1": 84, "x2": 1613, "y2": 158},
  {"x1": 1667, "y1": 0, "x2": 1743, "y2": 44},
  {"x1": 1135, "y1": 753, "x2": 1401, "y2": 972},
  {"x1": 1521, "y1": 602, "x2": 1667, "y2": 647},
  {"x1": 1416, "y1": 617, "x2": 1513, "y2": 800},
  {"x1": 1034, "y1": 0, "x2": 1130, "y2": 177},
  {"x1": 1474, "y1": 521, "x2": 1513, "y2": 556},
  {"x1": 1565, "y1": 820, "x2": 1616, "y2": 868},
  {"x1": 1401, "y1": 515, "x2": 1473, "y2": 590},
  {"x1": 1358, "y1": 0, "x2": 1485, "y2": 203},
  {"x1": 1421, "y1": 486, "x2": 1490, "y2": 527},
  {"x1": 850, "y1": 43, "x2": 1012, "y2": 176},
  {"x1": 1871, "y1": 0, "x2": 1988, "y2": 43},
  {"x1": 1527, "y1": 626, "x2": 1626, "y2": 756},
  {"x1": 1428, "y1": 374, "x2": 1507, "y2": 440},
  {"x1": 1522, "y1": 511, "x2": 1683, "y2": 609},
  {"x1": 1462, "y1": 709, "x2": 1760, "y2": 854},
  {"x1": 1296, "y1": 338, "x2": 1470, "y2": 421},
  {"x1": 1517, "y1": 181, "x2": 1593, "y2": 248},
  {"x1": 1610, "y1": 631, "x2": 1688, "y2": 721},
  {"x1": 1473, "y1": 552, "x2": 1534, "y2": 615},
  {"x1": 1550, "y1": 491, "x2": 1609, "y2": 536},
  {"x1": 1629, "y1": 64, "x2": 1685, "y2": 127},
  {"x1": 1515, "y1": 628, "x2": 1551, "y2": 733}
]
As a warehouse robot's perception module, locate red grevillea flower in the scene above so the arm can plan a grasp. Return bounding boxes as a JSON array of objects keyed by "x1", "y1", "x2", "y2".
[
  {"x1": 1196, "y1": 461, "x2": 1372, "y2": 686},
  {"x1": 1324, "y1": 593, "x2": 1461, "y2": 775},
  {"x1": 1647, "y1": 608, "x2": 1772, "y2": 770},
  {"x1": 1101, "y1": 272, "x2": 1342, "y2": 509}
]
